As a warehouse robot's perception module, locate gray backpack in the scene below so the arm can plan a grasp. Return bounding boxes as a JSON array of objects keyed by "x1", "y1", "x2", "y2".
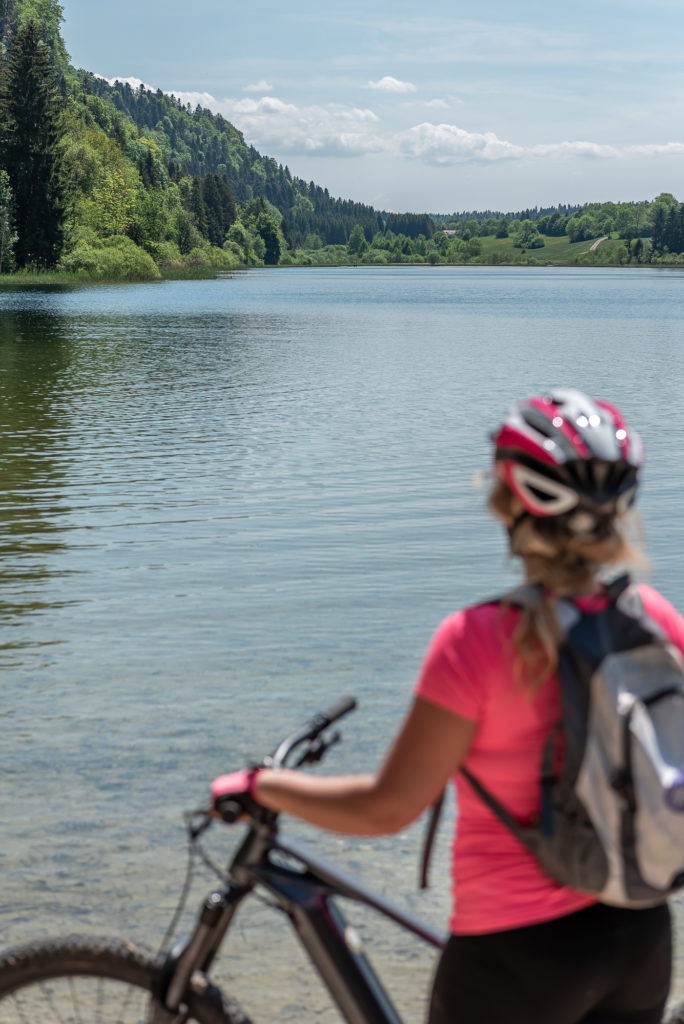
[{"x1": 462, "y1": 576, "x2": 684, "y2": 907}]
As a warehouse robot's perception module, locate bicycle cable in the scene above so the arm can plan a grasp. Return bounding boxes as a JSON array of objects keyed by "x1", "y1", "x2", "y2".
[
  {"x1": 158, "y1": 810, "x2": 288, "y2": 958},
  {"x1": 156, "y1": 810, "x2": 222, "y2": 956}
]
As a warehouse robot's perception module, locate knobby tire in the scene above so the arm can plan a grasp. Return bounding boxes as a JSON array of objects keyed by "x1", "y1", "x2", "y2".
[{"x1": 0, "y1": 935, "x2": 253, "y2": 1024}]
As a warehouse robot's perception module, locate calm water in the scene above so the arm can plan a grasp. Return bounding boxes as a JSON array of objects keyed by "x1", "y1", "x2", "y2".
[{"x1": 3, "y1": 266, "x2": 684, "y2": 1018}]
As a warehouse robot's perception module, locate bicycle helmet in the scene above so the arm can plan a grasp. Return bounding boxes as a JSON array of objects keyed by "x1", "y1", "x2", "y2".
[{"x1": 492, "y1": 389, "x2": 642, "y2": 532}]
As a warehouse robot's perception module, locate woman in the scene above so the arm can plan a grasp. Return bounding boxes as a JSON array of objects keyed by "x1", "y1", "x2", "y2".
[{"x1": 213, "y1": 388, "x2": 684, "y2": 1023}]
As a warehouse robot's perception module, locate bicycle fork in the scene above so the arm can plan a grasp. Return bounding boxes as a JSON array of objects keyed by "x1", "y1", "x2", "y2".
[{"x1": 156, "y1": 883, "x2": 250, "y2": 1021}]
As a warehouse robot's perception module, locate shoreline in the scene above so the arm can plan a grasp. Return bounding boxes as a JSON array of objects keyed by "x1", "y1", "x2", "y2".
[{"x1": 1, "y1": 260, "x2": 682, "y2": 289}]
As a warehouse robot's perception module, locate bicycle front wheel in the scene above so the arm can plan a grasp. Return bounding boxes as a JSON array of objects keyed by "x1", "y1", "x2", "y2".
[{"x1": 0, "y1": 935, "x2": 252, "y2": 1024}]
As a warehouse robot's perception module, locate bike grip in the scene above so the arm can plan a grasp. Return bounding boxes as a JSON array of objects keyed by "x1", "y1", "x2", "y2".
[
  {"x1": 215, "y1": 796, "x2": 245, "y2": 824},
  {"x1": 320, "y1": 695, "x2": 357, "y2": 725}
]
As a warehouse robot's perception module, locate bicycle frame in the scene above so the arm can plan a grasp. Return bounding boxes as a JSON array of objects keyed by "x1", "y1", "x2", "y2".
[{"x1": 163, "y1": 816, "x2": 445, "y2": 1024}]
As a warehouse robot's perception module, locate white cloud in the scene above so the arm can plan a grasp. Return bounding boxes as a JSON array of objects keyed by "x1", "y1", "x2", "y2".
[
  {"x1": 628, "y1": 142, "x2": 684, "y2": 156},
  {"x1": 100, "y1": 75, "x2": 155, "y2": 91},
  {"x1": 243, "y1": 80, "x2": 273, "y2": 93},
  {"x1": 398, "y1": 123, "x2": 524, "y2": 164},
  {"x1": 365, "y1": 76, "x2": 416, "y2": 94},
  {"x1": 164, "y1": 89, "x2": 217, "y2": 110},
  {"x1": 397, "y1": 123, "x2": 684, "y2": 167},
  {"x1": 100, "y1": 75, "x2": 684, "y2": 173},
  {"x1": 531, "y1": 140, "x2": 620, "y2": 159},
  {"x1": 200, "y1": 95, "x2": 383, "y2": 157}
]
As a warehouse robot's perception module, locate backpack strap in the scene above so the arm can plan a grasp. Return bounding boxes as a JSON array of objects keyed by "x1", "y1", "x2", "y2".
[
  {"x1": 460, "y1": 766, "x2": 535, "y2": 847},
  {"x1": 604, "y1": 572, "x2": 632, "y2": 602},
  {"x1": 419, "y1": 790, "x2": 445, "y2": 889}
]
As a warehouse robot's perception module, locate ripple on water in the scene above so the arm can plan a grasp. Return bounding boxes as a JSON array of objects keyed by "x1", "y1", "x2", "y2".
[{"x1": 3, "y1": 268, "x2": 684, "y2": 1017}]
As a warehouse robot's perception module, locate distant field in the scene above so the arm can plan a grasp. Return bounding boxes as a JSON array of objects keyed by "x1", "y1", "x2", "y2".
[{"x1": 478, "y1": 233, "x2": 624, "y2": 264}]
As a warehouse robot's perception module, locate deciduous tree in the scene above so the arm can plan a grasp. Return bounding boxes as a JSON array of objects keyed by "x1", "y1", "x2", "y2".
[
  {"x1": 255, "y1": 210, "x2": 281, "y2": 265},
  {"x1": 0, "y1": 167, "x2": 17, "y2": 270},
  {"x1": 347, "y1": 224, "x2": 367, "y2": 256},
  {"x1": 89, "y1": 166, "x2": 139, "y2": 236}
]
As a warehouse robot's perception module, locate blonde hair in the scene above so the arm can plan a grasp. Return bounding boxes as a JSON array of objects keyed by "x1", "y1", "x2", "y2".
[{"x1": 488, "y1": 479, "x2": 645, "y2": 691}]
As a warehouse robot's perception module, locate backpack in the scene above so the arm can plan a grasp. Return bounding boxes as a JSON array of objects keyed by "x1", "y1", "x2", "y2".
[{"x1": 461, "y1": 575, "x2": 684, "y2": 908}]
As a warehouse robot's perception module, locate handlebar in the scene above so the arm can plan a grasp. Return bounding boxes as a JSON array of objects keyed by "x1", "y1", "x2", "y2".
[
  {"x1": 269, "y1": 695, "x2": 357, "y2": 769},
  {"x1": 202, "y1": 696, "x2": 358, "y2": 829}
]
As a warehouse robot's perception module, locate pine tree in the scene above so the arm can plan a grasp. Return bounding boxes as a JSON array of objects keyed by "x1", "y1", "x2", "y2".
[
  {"x1": 651, "y1": 205, "x2": 667, "y2": 254},
  {"x1": 189, "y1": 176, "x2": 207, "y2": 236},
  {"x1": 2, "y1": 20, "x2": 65, "y2": 267},
  {"x1": 215, "y1": 173, "x2": 237, "y2": 235},
  {"x1": 201, "y1": 172, "x2": 223, "y2": 246}
]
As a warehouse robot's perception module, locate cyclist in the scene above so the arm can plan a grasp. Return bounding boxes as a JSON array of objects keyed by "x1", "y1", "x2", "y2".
[{"x1": 213, "y1": 389, "x2": 684, "y2": 1024}]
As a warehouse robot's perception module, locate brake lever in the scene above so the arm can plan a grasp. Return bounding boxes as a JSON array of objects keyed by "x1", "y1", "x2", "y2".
[{"x1": 293, "y1": 729, "x2": 341, "y2": 767}]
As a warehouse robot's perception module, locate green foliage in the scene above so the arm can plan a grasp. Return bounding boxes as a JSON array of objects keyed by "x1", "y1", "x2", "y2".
[
  {"x1": 0, "y1": 167, "x2": 17, "y2": 270},
  {"x1": 513, "y1": 219, "x2": 544, "y2": 249},
  {"x1": 18, "y1": 0, "x2": 66, "y2": 73},
  {"x1": 536, "y1": 212, "x2": 568, "y2": 236},
  {"x1": 9, "y1": 0, "x2": 684, "y2": 279},
  {"x1": 383, "y1": 212, "x2": 434, "y2": 239},
  {"x1": 1, "y1": 19, "x2": 66, "y2": 266},
  {"x1": 89, "y1": 165, "x2": 140, "y2": 235},
  {"x1": 186, "y1": 171, "x2": 237, "y2": 246},
  {"x1": 566, "y1": 214, "x2": 599, "y2": 243},
  {"x1": 0, "y1": 0, "x2": 20, "y2": 54},
  {"x1": 59, "y1": 233, "x2": 160, "y2": 280},
  {"x1": 649, "y1": 196, "x2": 684, "y2": 257},
  {"x1": 173, "y1": 206, "x2": 201, "y2": 255},
  {"x1": 1, "y1": 0, "x2": 67, "y2": 75},
  {"x1": 77, "y1": 73, "x2": 383, "y2": 249},
  {"x1": 303, "y1": 244, "x2": 348, "y2": 266},
  {"x1": 347, "y1": 224, "x2": 367, "y2": 256},
  {"x1": 224, "y1": 220, "x2": 263, "y2": 265},
  {"x1": 255, "y1": 210, "x2": 282, "y2": 265}
]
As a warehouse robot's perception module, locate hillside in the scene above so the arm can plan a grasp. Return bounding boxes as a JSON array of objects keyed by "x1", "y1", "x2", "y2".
[
  {"x1": 1, "y1": 1, "x2": 684, "y2": 278},
  {"x1": 80, "y1": 73, "x2": 386, "y2": 249},
  {"x1": 0, "y1": 0, "x2": 413, "y2": 275}
]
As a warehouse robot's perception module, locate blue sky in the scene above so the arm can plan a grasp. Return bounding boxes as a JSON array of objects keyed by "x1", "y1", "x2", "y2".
[{"x1": 60, "y1": 0, "x2": 684, "y2": 213}]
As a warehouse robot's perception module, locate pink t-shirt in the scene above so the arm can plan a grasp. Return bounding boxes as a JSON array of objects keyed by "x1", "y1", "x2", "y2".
[{"x1": 415, "y1": 583, "x2": 684, "y2": 935}]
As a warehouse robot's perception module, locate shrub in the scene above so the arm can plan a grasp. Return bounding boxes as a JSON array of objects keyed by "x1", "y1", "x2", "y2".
[
  {"x1": 144, "y1": 240, "x2": 183, "y2": 267},
  {"x1": 60, "y1": 235, "x2": 161, "y2": 280}
]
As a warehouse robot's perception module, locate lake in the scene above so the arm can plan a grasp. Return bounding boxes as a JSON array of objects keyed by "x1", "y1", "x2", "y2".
[{"x1": 3, "y1": 266, "x2": 684, "y2": 1019}]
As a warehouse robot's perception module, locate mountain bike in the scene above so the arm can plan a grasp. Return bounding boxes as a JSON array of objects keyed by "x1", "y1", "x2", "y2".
[
  {"x1": 1, "y1": 696, "x2": 683, "y2": 1024},
  {"x1": 0, "y1": 697, "x2": 445, "y2": 1024}
]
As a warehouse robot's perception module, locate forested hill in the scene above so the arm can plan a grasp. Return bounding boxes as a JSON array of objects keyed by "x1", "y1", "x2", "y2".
[
  {"x1": 2, "y1": 0, "x2": 684, "y2": 278},
  {"x1": 0, "y1": 0, "x2": 438, "y2": 276},
  {"x1": 79, "y1": 73, "x2": 386, "y2": 248}
]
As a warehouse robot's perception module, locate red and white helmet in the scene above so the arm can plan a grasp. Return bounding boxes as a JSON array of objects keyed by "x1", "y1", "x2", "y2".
[{"x1": 492, "y1": 389, "x2": 643, "y2": 528}]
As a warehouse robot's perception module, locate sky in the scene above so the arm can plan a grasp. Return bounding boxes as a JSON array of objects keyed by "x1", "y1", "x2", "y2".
[{"x1": 59, "y1": 0, "x2": 684, "y2": 214}]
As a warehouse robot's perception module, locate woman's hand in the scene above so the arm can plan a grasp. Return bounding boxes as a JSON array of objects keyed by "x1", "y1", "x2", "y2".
[{"x1": 211, "y1": 767, "x2": 261, "y2": 822}]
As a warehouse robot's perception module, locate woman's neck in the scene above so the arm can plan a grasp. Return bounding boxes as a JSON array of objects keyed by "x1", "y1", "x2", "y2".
[{"x1": 527, "y1": 575, "x2": 602, "y2": 599}]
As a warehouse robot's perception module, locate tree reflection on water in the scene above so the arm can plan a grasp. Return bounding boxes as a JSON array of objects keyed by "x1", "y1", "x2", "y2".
[{"x1": 0, "y1": 301, "x2": 75, "y2": 666}]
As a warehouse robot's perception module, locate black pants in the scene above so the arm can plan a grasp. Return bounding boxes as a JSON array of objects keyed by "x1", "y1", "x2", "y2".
[{"x1": 428, "y1": 902, "x2": 671, "y2": 1024}]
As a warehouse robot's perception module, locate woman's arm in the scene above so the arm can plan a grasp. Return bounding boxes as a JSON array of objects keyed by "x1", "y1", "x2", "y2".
[{"x1": 253, "y1": 696, "x2": 477, "y2": 836}]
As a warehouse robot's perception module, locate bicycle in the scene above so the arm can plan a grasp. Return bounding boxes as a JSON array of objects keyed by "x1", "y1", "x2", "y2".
[
  {"x1": 1, "y1": 696, "x2": 683, "y2": 1024},
  {"x1": 0, "y1": 696, "x2": 445, "y2": 1024}
]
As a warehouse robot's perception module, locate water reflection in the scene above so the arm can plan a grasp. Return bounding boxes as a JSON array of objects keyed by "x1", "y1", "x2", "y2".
[{"x1": 0, "y1": 308, "x2": 74, "y2": 664}]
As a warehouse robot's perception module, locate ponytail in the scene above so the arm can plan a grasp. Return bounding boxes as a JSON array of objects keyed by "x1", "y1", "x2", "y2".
[{"x1": 488, "y1": 480, "x2": 645, "y2": 691}]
